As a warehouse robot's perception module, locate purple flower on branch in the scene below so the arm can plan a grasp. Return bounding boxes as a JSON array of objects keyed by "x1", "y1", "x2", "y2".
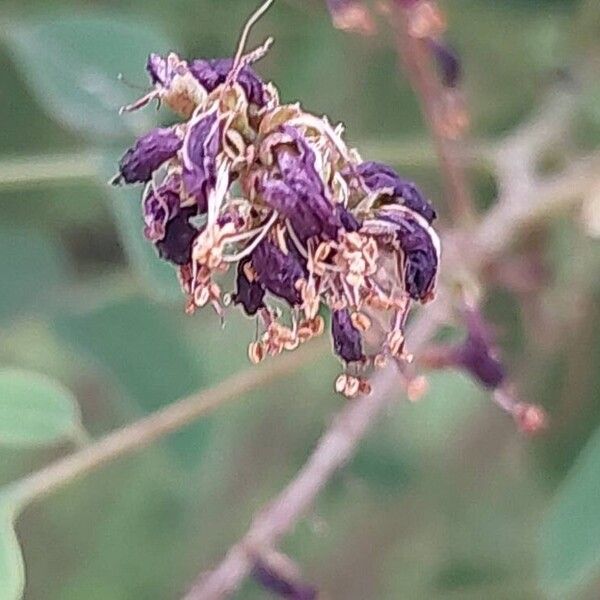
[{"x1": 116, "y1": 11, "x2": 442, "y2": 396}]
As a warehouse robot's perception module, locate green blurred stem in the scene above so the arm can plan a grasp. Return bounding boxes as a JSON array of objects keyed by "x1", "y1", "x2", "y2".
[
  {"x1": 2, "y1": 340, "x2": 325, "y2": 508},
  {"x1": 0, "y1": 152, "x2": 101, "y2": 189}
]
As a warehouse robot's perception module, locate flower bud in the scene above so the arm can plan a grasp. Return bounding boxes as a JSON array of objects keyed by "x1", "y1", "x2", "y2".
[{"x1": 116, "y1": 127, "x2": 182, "y2": 184}]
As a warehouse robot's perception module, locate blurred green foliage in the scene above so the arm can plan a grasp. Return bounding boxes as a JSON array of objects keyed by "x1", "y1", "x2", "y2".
[{"x1": 0, "y1": 0, "x2": 599, "y2": 599}]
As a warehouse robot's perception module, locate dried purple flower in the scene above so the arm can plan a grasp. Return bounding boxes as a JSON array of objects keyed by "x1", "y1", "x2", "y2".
[
  {"x1": 233, "y1": 259, "x2": 266, "y2": 315},
  {"x1": 156, "y1": 207, "x2": 198, "y2": 266},
  {"x1": 181, "y1": 110, "x2": 222, "y2": 212},
  {"x1": 332, "y1": 308, "x2": 364, "y2": 363},
  {"x1": 189, "y1": 57, "x2": 268, "y2": 106},
  {"x1": 115, "y1": 127, "x2": 182, "y2": 185},
  {"x1": 252, "y1": 240, "x2": 305, "y2": 306},
  {"x1": 357, "y1": 161, "x2": 437, "y2": 223},
  {"x1": 377, "y1": 208, "x2": 439, "y2": 301},
  {"x1": 115, "y1": 3, "x2": 441, "y2": 396}
]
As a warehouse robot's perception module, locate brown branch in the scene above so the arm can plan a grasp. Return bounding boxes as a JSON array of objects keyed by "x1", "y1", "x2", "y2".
[{"x1": 391, "y1": 3, "x2": 476, "y2": 224}]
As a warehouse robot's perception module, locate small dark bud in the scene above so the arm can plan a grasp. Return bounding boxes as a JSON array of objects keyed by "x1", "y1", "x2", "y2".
[
  {"x1": 116, "y1": 127, "x2": 182, "y2": 184},
  {"x1": 428, "y1": 38, "x2": 462, "y2": 88}
]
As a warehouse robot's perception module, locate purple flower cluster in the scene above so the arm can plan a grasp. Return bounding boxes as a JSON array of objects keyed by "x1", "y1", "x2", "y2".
[{"x1": 115, "y1": 39, "x2": 440, "y2": 397}]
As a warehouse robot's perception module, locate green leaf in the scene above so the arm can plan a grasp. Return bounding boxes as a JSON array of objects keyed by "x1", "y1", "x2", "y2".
[
  {"x1": 0, "y1": 368, "x2": 81, "y2": 447},
  {"x1": 2, "y1": 16, "x2": 176, "y2": 141},
  {"x1": 0, "y1": 227, "x2": 69, "y2": 323},
  {"x1": 53, "y1": 297, "x2": 211, "y2": 465},
  {"x1": 539, "y1": 425, "x2": 600, "y2": 598},
  {"x1": 100, "y1": 153, "x2": 181, "y2": 303},
  {"x1": 0, "y1": 497, "x2": 24, "y2": 600}
]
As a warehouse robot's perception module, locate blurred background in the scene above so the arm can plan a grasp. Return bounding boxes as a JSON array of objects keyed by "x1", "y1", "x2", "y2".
[{"x1": 0, "y1": 0, "x2": 599, "y2": 598}]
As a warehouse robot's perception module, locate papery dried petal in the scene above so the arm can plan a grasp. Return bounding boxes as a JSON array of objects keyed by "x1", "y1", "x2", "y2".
[
  {"x1": 332, "y1": 308, "x2": 364, "y2": 362},
  {"x1": 252, "y1": 240, "x2": 305, "y2": 306},
  {"x1": 156, "y1": 207, "x2": 198, "y2": 265},
  {"x1": 357, "y1": 161, "x2": 437, "y2": 223},
  {"x1": 116, "y1": 127, "x2": 182, "y2": 184},
  {"x1": 233, "y1": 259, "x2": 266, "y2": 315}
]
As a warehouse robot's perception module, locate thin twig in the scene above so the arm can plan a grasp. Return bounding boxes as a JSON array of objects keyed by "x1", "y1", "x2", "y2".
[
  {"x1": 4, "y1": 340, "x2": 325, "y2": 508},
  {"x1": 392, "y1": 4, "x2": 476, "y2": 224}
]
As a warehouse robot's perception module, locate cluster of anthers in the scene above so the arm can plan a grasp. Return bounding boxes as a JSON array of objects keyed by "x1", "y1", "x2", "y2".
[{"x1": 113, "y1": 0, "x2": 440, "y2": 398}]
